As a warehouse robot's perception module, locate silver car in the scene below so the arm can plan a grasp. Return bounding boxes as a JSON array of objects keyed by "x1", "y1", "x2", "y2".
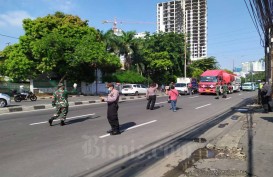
[{"x1": 0, "y1": 93, "x2": 11, "y2": 107}]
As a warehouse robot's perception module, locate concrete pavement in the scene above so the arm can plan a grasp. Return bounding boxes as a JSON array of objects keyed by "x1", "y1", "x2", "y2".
[{"x1": 137, "y1": 103, "x2": 273, "y2": 177}]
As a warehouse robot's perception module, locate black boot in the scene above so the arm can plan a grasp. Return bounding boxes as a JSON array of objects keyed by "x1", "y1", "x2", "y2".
[
  {"x1": 60, "y1": 120, "x2": 65, "y2": 126},
  {"x1": 107, "y1": 129, "x2": 113, "y2": 133},
  {"x1": 110, "y1": 131, "x2": 121, "y2": 135},
  {"x1": 111, "y1": 128, "x2": 121, "y2": 135},
  {"x1": 48, "y1": 118, "x2": 53, "y2": 126}
]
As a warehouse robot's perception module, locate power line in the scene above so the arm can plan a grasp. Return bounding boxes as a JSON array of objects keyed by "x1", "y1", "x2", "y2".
[{"x1": 0, "y1": 33, "x2": 19, "y2": 39}]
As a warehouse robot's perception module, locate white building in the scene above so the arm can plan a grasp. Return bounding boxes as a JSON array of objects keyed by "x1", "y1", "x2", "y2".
[
  {"x1": 241, "y1": 61, "x2": 265, "y2": 73},
  {"x1": 157, "y1": 0, "x2": 207, "y2": 61},
  {"x1": 241, "y1": 62, "x2": 252, "y2": 73},
  {"x1": 252, "y1": 60, "x2": 265, "y2": 72}
]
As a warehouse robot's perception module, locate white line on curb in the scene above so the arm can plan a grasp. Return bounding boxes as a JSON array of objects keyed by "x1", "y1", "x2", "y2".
[
  {"x1": 99, "y1": 120, "x2": 157, "y2": 138},
  {"x1": 29, "y1": 113, "x2": 95, "y2": 125},
  {"x1": 195, "y1": 104, "x2": 211, "y2": 110}
]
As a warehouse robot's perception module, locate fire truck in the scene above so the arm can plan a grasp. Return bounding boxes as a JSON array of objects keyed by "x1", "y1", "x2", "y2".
[{"x1": 198, "y1": 70, "x2": 237, "y2": 94}]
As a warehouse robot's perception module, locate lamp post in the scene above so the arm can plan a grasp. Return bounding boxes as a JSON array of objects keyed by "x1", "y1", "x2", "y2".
[{"x1": 184, "y1": 10, "x2": 188, "y2": 78}]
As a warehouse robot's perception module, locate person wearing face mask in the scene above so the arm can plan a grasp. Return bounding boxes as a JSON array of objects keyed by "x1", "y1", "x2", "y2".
[{"x1": 100, "y1": 83, "x2": 121, "y2": 135}]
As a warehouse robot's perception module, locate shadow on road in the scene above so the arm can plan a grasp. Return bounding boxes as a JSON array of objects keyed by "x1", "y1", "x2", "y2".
[
  {"x1": 66, "y1": 115, "x2": 100, "y2": 125},
  {"x1": 261, "y1": 116, "x2": 273, "y2": 123}
]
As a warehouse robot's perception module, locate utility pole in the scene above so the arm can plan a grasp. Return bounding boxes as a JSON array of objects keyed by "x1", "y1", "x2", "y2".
[{"x1": 184, "y1": 10, "x2": 188, "y2": 78}]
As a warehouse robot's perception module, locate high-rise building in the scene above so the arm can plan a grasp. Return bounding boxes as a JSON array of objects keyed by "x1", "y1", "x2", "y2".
[{"x1": 157, "y1": 0, "x2": 207, "y2": 61}]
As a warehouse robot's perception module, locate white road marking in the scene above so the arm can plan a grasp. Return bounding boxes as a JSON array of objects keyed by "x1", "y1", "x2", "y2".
[
  {"x1": 99, "y1": 120, "x2": 157, "y2": 138},
  {"x1": 225, "y1": 97, "x2": 231, "y2": 100},
  {"x1": 195, "y1": 104, "x2": 211, "y2": 110},
  {"x1": 189, "y1": 96, "x2": 199, "y2": 98},
  {"x1": 155, "y1": 101, "x2": 168, "y2": 104},
  {"x1": 238, "y1": 94, "x2": 242, "y2": 95},
  {"x1": 29, "y1": 113, "x2": 95, "y2": 125}
]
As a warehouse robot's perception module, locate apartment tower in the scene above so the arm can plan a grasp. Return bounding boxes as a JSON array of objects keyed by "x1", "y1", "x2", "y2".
[{"x1": 157, "y1": 0, "x2": 207, "y2": 61}]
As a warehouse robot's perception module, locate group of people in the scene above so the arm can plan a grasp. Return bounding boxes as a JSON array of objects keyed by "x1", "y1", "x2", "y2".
[
  {"x1": 215, "y1": 82, "x2": 228, "y2": 99},
  {"x1": 48, "y1": 79, "x2": 273, "y2": 135},
  {"x1": 48, "y1": 81, "x2": 180, "y2": 135},
  {"x1": 48, "y1": 83, "x2": 121, "y2": 135},
  {"x1": 146, "y1": 82, "x2": 179, "y2": 112}
]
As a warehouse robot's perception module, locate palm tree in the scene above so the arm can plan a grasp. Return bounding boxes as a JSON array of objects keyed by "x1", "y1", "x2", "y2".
[{"x1": 118, "y1": 31, "x2": 136, "y2": 69}]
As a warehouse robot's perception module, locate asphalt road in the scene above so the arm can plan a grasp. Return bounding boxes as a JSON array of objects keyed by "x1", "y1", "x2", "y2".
[{"x1": 0, "y1": 91, "x2": 257, "y2": 177}]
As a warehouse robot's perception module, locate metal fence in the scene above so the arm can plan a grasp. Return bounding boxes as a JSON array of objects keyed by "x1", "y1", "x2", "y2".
[{"x1": 0, "y1": 82, "x2": 30, "y2": 96}]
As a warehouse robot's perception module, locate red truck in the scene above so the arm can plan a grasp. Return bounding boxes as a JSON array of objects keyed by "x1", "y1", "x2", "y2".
[{"x1": 198, "y1": 70, "x2": 235, "y2": 94}]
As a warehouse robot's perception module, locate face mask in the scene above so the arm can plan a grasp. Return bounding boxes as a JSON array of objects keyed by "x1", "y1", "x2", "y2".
[{"x1": 108, "y1": 87, "x2": 112, "y2": 92}]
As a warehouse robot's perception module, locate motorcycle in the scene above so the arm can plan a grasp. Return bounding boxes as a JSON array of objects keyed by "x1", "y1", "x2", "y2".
[{"x1": 13, "y1": 91, "x2": 37, "y2": 102}]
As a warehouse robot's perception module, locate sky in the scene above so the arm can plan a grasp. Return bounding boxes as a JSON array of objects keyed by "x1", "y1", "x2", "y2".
[{"x1": 0, "y1": 0, "x2": 264, "y2": 70}]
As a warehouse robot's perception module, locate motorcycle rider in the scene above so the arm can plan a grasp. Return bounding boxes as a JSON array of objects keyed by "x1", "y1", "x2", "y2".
[{"x1": 19, "y1": 85, "x2": 29, "y2": 98}]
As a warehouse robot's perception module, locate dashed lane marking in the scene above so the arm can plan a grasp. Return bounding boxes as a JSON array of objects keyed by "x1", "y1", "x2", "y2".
[
  {"x1": 189, "y1": 96, "x2": 199, "y2": 98},
  {"x1": 195, "y1": 104, "x2": 211, "y2": 110},
  {"x1": 99, "y1": 120, "x2": 157, "y2": 138},
  {"x1": 29, "y1": 113, "x2": 95, "y2": 125},
  {"x1": 155, "y1": 101, "x2": 168, "y2": 104}
]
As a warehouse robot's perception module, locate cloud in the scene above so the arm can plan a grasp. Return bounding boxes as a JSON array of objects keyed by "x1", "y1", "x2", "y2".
[{"x1": 0, "y1": 11, "x2": 34, "y2": 27}]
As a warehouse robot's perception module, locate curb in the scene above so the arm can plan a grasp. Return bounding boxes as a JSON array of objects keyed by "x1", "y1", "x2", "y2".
[
  {"x1": 0, "y1": 94, "x2": 167, "y2": 114},
  {"x1": 38, "y1": 95, "x2": 82, "y2": 100}
]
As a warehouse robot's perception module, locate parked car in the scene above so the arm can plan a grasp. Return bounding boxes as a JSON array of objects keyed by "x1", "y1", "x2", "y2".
[
  {"x1": 175, "y1": 83, "x2": 189, "y2": 95},
  {"x1": 0, "y1": 93, "x2": 11, "y2": 108},
  {"x1": 121, "y1": 84, "x2": 147, "y2": 96},
  {"x1": 242, "y1": 82, "x2": 256, "y2": 91}
]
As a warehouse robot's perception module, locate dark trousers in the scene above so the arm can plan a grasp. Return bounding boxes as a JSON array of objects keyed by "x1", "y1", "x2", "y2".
[
  {"x1": 147, "y1": 95, "x2": 156, "y2": 110},
  {"x1": 107, "y1": 103, "x2": 120, "y2": 132},
  {"x1": 261, "y1": 92, "x2": 272, "y2": 112}
]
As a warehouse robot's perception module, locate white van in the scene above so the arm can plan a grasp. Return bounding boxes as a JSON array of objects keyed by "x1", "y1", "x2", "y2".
[
  {"x1": 242, "y1": 82, "x2": 256, "y2": 91},
  {"x1": 175, "y1": 83, "x2": 189, "y2": 95}
]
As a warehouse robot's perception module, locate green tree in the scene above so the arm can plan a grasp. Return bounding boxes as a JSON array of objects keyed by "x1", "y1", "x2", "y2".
[
  {"x1": 100, "y1": 30, "x2": 137, "y2": 70},
  {"x1": 102, "y1": 70, "x2": 146, "y2": 83},
  {"x1": 245, "y1": 71, "x2": 265, "y2": 83},
  {"x1": 141, "y1": 32, "x2": 186, "y2": 83},
  {"x1": 1, "y1": 12, "x2": 121, "y2": 82},
  {"x1": 189, "y1": 56, "x2": 220, "y2": 72}
]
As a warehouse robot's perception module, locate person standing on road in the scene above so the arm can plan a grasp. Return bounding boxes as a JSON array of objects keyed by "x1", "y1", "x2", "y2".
[
  {"x1": 261, "y1": 79, "x2": 272, "y2": 113},
  {"x1": 100, "y1": 83, "x2": 121, "y2": 135},
  {"x1": 215, "y1": 83, "x2": 220, "y2": 99},
  {"x1": 49, "y1": 83, "x2": 69, "y2": 126},
  {"x1": 222, "y1": 83, "x2": 228, "y2": 98},
  {"x1": 188, "y1": 83, "x2": 192, "y2": 95},
  {"x1": 166, "y1": 85, "x2": 179, "y2": 112},
  {"x1": 146, "y1": 83, "x2": 158, "y2": 110}
]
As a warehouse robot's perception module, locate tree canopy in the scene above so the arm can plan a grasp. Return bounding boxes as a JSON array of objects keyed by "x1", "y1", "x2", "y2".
[{"x1": 1, "y1": 12, "x2": 121, "y2": 82}]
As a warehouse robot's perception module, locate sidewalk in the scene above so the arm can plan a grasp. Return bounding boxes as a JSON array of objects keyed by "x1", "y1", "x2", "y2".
[{"x1": 138, "y1": 104, "x2": 273, "y2": 177}]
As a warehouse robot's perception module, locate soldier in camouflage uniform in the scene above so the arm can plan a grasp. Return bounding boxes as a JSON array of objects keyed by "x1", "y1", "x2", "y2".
[
  {"x1": 222, "y1": 83, "x2": 228, "y2": 98},
  {"x1": 48, "y1": 83, "x2": 69, "y2": 126},
  {"x1": 215, "y1": 83, "x2": 220, "y2": 99}
]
